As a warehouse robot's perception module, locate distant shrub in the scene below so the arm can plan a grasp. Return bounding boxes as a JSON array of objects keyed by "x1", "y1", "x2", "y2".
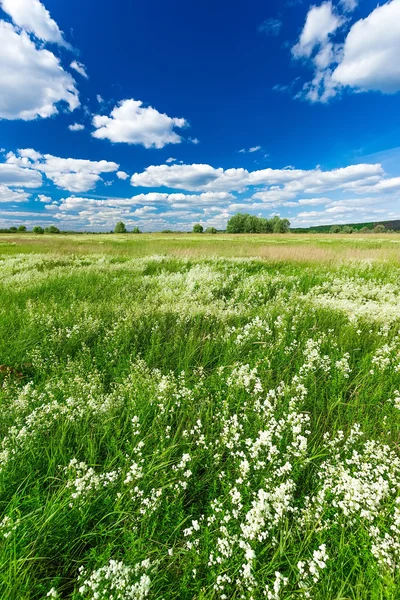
[
  {"x1": 33, "y1": 226, "x2": 44, "y2": 234},
  {"x1": 342, "y1": 225, "x2": 353, "y2": 234},
  {"x1": 8, "y1": 226, "x2": 17, "y2": 233},
  {"x1": 205, "y1": 227, "x2": 217, "y2": 234},
  {"x1": 114, "y1": 221, "x2": 127, "y2": 233},
  {"x1": 131, "y1": 227, "x2": 141, "y2": 234},
  {"x1": 193, "y1": 224, "x2": 204, "y2": 233},
  {"x1": 44, "y1": 226, "x2": 60, "y2": 234},
  {"x1": 161, "y1": 229, "x2": 174, "y2": 233},
  {"x1": 17, "y1": 225, "x2": 27, "y2": 232},
  {"x1": 359, "y1": 226, "x2": 372, "y2": 233},
  {"x1": 372, "y1": 224, "x2": 386, "y2": 233},
  {"x1": 330, "y1": 225, "x2": 342, "y2": 233}
]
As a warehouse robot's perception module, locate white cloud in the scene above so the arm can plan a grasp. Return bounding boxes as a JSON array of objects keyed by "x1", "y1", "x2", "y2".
[
  {"x1": 0, "y1": 162, "x2": 42, "y2": 187},
  {"x1": 131, "y1": 162, "x2": 384, "y2": 195},
  {"x1": 332, "y1": 0, "x2": 400, "y2": 94},
  {"x1": 166, "y1": 157, "x2": 177, "y2": 163},
  {"x1": 189, "y1": 137, "x2": 199, "y2": 145},
  {"x1": 92, "y1": 99, "x2": 188, "y2": 148},
  {"x1": 0, "y1": 184, "x2": 30, "y2": 203},
  {"x1": 293, "y1": 0, "x2": 400, "y2": 102},
  {"x1": 0, "y1": 0, "x2": 68, "y2": 45},
  {"x1": 70, "y1": 61, "x2": 88, "y2": 78},
  {"x1": 7, "y1": 149, "x2": 119, "y2": 192},
  {"x1": 117, "y1": 171, "x2": 129, "y2": 180},
  {"x1": 0, "y1": 21, "x2": 79, "y2": 120},
  {"x1": 18, "y1": 148, "x2": 42, "y2": 161},
  {"x1": 68, "y1": 123, "x2": 85, "y2": 132},
  {"x1": 38, "y1": 194, "x2": 51, "y2": 202},
  {"x1": 96, "y1": 94, "x2": 104, "y2": 104},
  {"x1": 292, "y1": 2, "x2": 342, "y2": 59}
]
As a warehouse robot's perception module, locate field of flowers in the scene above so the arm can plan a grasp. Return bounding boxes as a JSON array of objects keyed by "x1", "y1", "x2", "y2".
[{"x1": 1, "y1": 250, "x2": 400, "y2": 599}]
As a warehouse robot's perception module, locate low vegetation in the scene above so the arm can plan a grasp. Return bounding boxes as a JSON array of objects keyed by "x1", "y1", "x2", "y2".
[{"x1": 0, "y1": 238, "x2": 399, "y2": 599}]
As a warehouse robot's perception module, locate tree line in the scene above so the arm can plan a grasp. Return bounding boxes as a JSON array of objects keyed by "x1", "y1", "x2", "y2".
[{"x1": 226, "y1": 213, "x2": 290, "y2": 233}]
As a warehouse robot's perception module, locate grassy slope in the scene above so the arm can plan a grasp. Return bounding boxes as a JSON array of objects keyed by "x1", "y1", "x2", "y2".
[{"x1": 0, "y1": 242, "x2": 400, "y2": 599}]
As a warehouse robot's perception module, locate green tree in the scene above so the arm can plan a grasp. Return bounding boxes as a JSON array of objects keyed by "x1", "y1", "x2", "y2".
[
  {"x1": 114, "y1": 221, "x2": 127, "y2": 233},
  {"x1": 8, "y1": 226, "x2": 17, "y2": 233},
  {"x1": 227, "y1": 213, "x2": 290, "y2": 234},
  {"x1": 44, "y1": 225, "x2": 60, "y2": 234},
  {"x1": 205, "y1": 227, "x2": 217, "y2": 234},
  {"x1": 33, "y1": 226, "x2": 44, "y2": 234},
  {"x1": 359, "y1": 226, "x2": 372, "y2": 233},
  {"x1": 342, "y1": 225, "x2": 353, "y2": 234},
  {"x1": 131, "y1": 227, "x2": 141, "y2": 234},
  {"x1": 17, "y1": 225, "x2": 27, "y2": 232},
  {"x1": 226, "y1": 213, "x2": 250, "y2": 233},
  {"x1": 330, "y1": 225, "x2": 342, "y2": 233},
  {"x1": 271, "y1": 215, "x2": 290, "y2": 233},
  {"x1": 193, "y1": 224, "x2": 204, "y2": 233},
  {"x1": 372, "y1": 224, "x2": 386, "y2": 233}
]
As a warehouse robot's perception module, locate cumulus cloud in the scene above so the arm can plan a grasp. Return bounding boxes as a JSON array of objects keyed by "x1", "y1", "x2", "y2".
[
  {"x1": 0, "y1": 184, "x2": 30, "y2": 203},
  {"x1": 293, "y1": 0, "x2": 400, "y2": 102},
  {"x1": 258, "y1": 18, "x2": 283, "y2": 36},
  {"x1": 6, "y1": 149, "x2": 119, "y2": 192},
  {"x1": 0, "y1": 0, "x2": 68, "y2": 45},
  {"x1": 68, "y1": 123, "x2": 85, "y2": 132},
  {"x1": 37, "y1": 194, "x2": 51, "y2": 202},
  {"x1": 0, "y1": 161, "x2": 42, "y2": 187},
  {"x1": 70, "y1": 61, "x2": 88, "y2": 78},
  {"x1": 92, "y1": 99, "x2": 188, "y2": 148},
  {"x1": 292, "y1": 2, "x2": 342, "y2": 59},
  {"x1": 0, "y1": 21, "x2": 79, "y2": 120},
  {"x1": 332, "y1": 0, "x2": 400, "y2": 94},
  {"x1": 116, "y1": 171, "x2": 129, "y2": 180},
  {"x1": 35, "y1": 190, "x2": 236, "y2": 231},
  {"x1": 130, "y1": 161, "x2": 384, "y2": 195}
]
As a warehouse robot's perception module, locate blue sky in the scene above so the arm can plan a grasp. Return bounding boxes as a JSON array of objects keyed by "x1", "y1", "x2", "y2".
[{"x1": 1, "y1": 0, "x2": 400, "y2": 231}]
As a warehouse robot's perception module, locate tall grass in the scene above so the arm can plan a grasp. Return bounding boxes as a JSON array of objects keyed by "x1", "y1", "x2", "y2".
[{"x1": 0, "y1": 252, "x2": 399, "y2": 599}]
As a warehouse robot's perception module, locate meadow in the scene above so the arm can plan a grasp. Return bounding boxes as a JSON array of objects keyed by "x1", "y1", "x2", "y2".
[{"x1": 1, "y1": 233, "x2": 400, "y2": 599}]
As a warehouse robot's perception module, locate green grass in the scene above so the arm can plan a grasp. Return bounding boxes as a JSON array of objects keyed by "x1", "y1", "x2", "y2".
[{"x1": 0, "y1": 246, "x2": 400, "y2": 599}]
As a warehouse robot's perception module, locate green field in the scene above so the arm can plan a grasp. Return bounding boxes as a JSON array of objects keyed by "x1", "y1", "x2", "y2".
[{"x1": 1, "y1": 235, "x2": 400, "y2": 599}]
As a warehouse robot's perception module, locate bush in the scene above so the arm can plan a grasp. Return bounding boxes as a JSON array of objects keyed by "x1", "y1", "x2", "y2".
[
  {"x1": 205, "y1": 227, "x2": 217, "y2": 234},
  {"x1": 33, "y1": 226, "x2": 44, "y2": 235},
  {"x1": 330, "y1": 225, "x2": 342, "y2": 233},
  {"x1": 193, "y1": 224, "x2": 204, "y2": 233},
  {"x1": 372, "y1": 224, "x2": 386, "y2": 233},
  {"x1": 359, "y1": 226, "x2": 372, "y2": 233},
  {"x1": 161, "y1": 229, "x2": 174, "y2": 233},
  {"x1": 131, "y1": 227, "x2": 141, "y2": 234},
  {"x1": 342, "y1": 225, "x2": 353, "y2": 234},
  {"x1": 44, "y1": 226, "x2": 60, "y2": 234},
  {"x1": 17, "y1": 225, "x2": 27, "y2": 232},
  {"x1": 114, "y1": 222, "x2": 127, "y2": 234},
  {"x1": 8, "y1": 226, "x2": 17, "y2": 233}
]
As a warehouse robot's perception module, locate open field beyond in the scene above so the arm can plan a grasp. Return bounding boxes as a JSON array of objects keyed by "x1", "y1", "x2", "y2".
[
  {"x1": 1, "y1": 236, "x2": 400, "y2": 599},
  {"x1": 1, "y1": 233, "x2": 400, "y2": 263}
]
